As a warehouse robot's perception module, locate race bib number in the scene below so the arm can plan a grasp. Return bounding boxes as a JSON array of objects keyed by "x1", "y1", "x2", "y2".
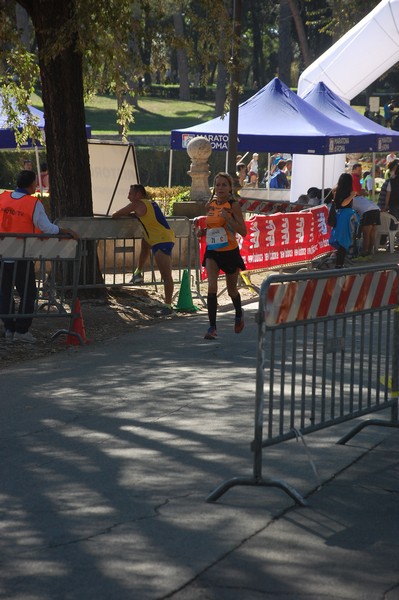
[{"x1": 206, "y1": 227, "x2": 228, "y2": 250}]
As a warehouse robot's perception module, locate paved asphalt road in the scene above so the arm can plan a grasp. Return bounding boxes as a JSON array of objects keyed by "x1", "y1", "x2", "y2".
[{"x1": 1, "y1": 300, "x2": 399, "y2": 600}]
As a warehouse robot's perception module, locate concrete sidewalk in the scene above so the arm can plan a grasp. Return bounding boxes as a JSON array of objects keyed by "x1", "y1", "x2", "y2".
[{"x1": 1, "y1": 303, "x2": 398, "y2": 600}]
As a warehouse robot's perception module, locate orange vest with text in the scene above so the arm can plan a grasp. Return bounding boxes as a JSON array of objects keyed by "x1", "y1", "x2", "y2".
[{"x1": 0, "y1": 191, "x2": 40, "y2": 234}]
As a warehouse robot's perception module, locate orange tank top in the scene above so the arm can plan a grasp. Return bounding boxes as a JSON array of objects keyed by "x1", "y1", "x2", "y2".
[{"x1": 206, "y1": 199, "x2": 238, "y2": 251}]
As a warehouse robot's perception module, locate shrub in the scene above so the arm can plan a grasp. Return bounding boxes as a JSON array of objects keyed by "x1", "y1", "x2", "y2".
[{"x1": 146, "y1": 186, "x2": 190, "y2": 215}]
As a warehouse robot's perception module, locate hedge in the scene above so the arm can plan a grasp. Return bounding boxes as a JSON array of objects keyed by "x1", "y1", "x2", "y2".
[{"x1": 0, "y1": 146, "x2": 228, "y2": 190}]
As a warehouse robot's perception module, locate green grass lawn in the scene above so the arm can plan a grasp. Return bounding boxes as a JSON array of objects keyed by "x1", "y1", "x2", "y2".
[
  {"x1": 87, "y1": 95, "x2": 216, "y2": 135},
  {"x1": 31, "y1": 92, "x2": 216, "y2": 136},
  {"x1": 30, "y1": 92, "x2": 380, "y2": 138}
]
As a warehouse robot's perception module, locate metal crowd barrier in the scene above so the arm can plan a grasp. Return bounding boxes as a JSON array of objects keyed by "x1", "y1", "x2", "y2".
[
  {"x1": 57, "y1": 217, "x2": 195, "y2": 298},
  {"x1": 207, "y1": 264, "x2": 399, "y2": 506},
  {"x1": 0, "y1": 233, "x2": 82, "y2": 341}
]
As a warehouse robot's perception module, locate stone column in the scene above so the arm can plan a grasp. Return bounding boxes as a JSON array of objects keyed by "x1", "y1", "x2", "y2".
[
  {"x1": 187, "y1": 136, "x2": 212, "y2": 202},
  {"x1": 173, "y1": 136, "x2": 212, "y2": 218}
]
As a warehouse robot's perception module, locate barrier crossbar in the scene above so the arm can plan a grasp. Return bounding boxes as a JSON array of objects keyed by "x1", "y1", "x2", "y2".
[
  {"x1": 207, "y1": 264, "x2": 399, "y2": 506},
  {"x1": 57, "y1": 217, "x2": 196, "y2": 300},
  {"x1": 0, "y1": 233, "x2": 82, "y2": 341}
]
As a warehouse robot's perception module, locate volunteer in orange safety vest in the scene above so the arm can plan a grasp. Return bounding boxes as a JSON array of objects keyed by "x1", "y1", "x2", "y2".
[{"x1": 0, "y1": 169, "x2": 78, "y2": 343}]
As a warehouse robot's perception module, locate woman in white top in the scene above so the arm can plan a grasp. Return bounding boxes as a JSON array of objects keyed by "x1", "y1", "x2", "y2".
[{"x1": 247, "y1": 153, "x2": 259, "y2": 185}]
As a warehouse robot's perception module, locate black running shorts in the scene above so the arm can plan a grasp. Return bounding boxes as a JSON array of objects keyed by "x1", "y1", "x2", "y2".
[{"x1": 203, "y1": 247, "x2": 246, "y2": 274}]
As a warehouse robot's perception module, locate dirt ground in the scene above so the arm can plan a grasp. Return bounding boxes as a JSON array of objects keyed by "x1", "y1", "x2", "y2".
[
  {"x1": 1, "y1": 249, "x2": 397, "y2": 371},
  {"x1": 0, "y1": 278, "x2": 260, "y2": 371}
]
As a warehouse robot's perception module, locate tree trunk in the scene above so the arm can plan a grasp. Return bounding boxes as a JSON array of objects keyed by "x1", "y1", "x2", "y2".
[
  {"x1": 173, "y1": 12, "x2": 190, "y2": 101},
  {"x1": 18, "y1": 0, "x2": 92, "y2": 221},
  {"x1": 249, "y1": 0, "x2": 264, "y2": 88},
  {"x1": 215, "y1": 58, "x2": 227, "y2": 117},
  {"x1": 286, "y1": 0, "x2": 312, "y2": 68},
  {"x1": 227, "y1": 0, "x2": 242, "y2": 183},
  {"x1": 278, "y1": 0, "x2": 292, "y2": 86},
  {"x1": 18, "y1": 0, "x2": 103, "y2": 292}
]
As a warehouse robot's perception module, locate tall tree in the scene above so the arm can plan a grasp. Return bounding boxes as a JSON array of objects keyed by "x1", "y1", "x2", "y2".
[
  {"x1": 172, "y1": 11, "x2": 190, "y2": 100},
  {"x1": 287, "y1": 0, "x2": 312, "y2": 69},
  {"x1": 1, "y1": 0, "x2": 140, "y2": 219},
  {"x1": 248, "y1": 0, "x2": 267, "y2": 88},
  {"x1": 17, "y1": 0, "x2": 91, "y2": 221},
  {"x1": 279, "y1": 0, "x2": 293, "y2": 85}
]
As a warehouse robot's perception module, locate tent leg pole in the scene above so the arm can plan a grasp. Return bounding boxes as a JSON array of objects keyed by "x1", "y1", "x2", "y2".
[
  {"x1": 372, "y1": 152, "x2": 375, "y2": 202},
  {"x1": 35, "y1": 145, "x2": 43, "y2": 194},
  {"x1": 168, "y1": 149, "x2": 173, "y2": 188}
]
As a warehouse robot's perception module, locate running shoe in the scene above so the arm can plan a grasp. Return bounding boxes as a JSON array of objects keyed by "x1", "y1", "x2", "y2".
[
  {"x1": 129, "y1": 272, "x2": 144, "y2": 284},
  {"x1": 234, "y1": 310, "x2": 245, "y2": 334},
  {"x1": 204, "y1": 326, "x2": 217, "y2": 340},
  {"x1": 155, "y1": 306, "x2": 175, "y2": 317},
  {"x1": 14, "y1": 331, "x2": 37, "y2": 344}
]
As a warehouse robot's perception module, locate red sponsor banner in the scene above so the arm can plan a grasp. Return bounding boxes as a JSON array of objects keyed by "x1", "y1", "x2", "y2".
[{"x1": 196, "y1": 206, "x2": 333, "y2": 281}]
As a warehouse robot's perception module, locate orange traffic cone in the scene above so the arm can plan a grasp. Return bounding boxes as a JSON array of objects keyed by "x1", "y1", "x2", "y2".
[{"x1": 66, "y1": 298, "x2": 88, "y2": 345}]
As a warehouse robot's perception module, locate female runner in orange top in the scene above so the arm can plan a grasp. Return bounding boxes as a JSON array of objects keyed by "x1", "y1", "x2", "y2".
[{"x1": 198, "y1": 172, "x2": 247, "y2": 340}]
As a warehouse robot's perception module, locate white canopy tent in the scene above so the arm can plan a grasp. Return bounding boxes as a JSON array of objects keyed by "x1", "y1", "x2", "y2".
[{"x1": 291, "y1": 0, "x2": 399, "y2": 202}]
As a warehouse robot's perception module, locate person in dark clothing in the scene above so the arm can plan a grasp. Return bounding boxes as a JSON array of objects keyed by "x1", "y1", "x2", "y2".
[
  {"x1": 383, "y1": 160, "x2": 399, "y2": 219},
  {"x1": 329, "y1": 173, "x2": 359, "y2": 268},
  {"x1": 269, "y1": 160, "x2": 289, "y2": 189}
]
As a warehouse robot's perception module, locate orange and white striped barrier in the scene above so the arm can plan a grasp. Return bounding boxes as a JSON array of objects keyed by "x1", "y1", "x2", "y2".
[{"x1": 264, "y1": 269, "x2": 399, "y2": 326}]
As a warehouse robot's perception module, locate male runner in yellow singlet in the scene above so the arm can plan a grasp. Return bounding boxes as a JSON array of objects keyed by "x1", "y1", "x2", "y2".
[{"x1": 112, "y1": 184, "x2": 175, "y2": 315}]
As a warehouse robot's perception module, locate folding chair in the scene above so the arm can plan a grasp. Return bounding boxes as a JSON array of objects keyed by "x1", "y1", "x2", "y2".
[{"x1": 374, "y1": 212, "x2": 399, "y2": 253}]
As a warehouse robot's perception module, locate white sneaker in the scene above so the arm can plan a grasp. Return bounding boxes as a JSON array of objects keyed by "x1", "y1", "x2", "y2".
[
  {"x1": 13, "y1": 331, "x2": 37, "y2": 344},
  {"x1": 155, "y1": 306, "x2": 175, "y2": 317},
  {"x1": 129, "y1": 272, "x2": 144, "y2": 284},
  {"x1": 5, "y1": 329, "x2": 14, "y2": 341}
]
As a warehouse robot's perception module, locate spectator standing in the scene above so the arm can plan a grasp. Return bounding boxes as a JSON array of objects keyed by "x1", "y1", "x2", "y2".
[
  {"x1": 0, "y1": 170, "x2": 78, "y2": 343},
  {"x1": 384, "y1": 100, "x2": 396, "y2": 128},
  {"x1": 269, "y1": 160, "x2": 289, "y2": 189},
  {"x1": 329, "y1": 173, "x2": 359, "y2": 268},
  {"x1": 270, "y1": 152, "x2": 283, "y2": 174},
  {"x1": 378, "y1": 179, "x2": 389, "y2": 210},
  {"x1": 236, "y1": 162, "x2": 247, "y2": 187},
  {"x1": 352, "y1": 195, "x2": 381, "y2": 257},
  {"x1": 112, "y1": 184, "x2": 175, "y2": 314},
  {"x1": 351, "y1": 163, "x2": 366, "y2": 195},
  {"x1": 247, "y1": 153, "x2": 259, "y2": 185},
  {"x1": 382, "y1": 159, "x2": 399, "y2": 220},
  {"x1": 38, "y1": 162, "x2": 49, "y2": 192},
  {"x1": 378, "y1": 160, "x2": 398, "y2": 210},
  {"x1": 197, "y1": 172, "x2": 247, "y2": 340},
  {"x1": 284, "y1": 159, "x2": 292, "y2": 188},
  {"x1": 363, "y1": 166, "x2": 381, "y2": 201}
]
